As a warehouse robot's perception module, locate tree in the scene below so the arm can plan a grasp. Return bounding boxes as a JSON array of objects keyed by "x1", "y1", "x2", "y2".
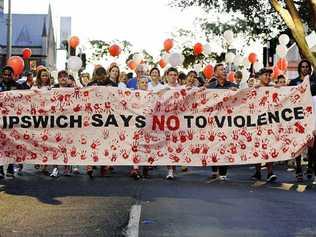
[{"x1": 170, "y1": 0, "x2": 316, "y2": 68}]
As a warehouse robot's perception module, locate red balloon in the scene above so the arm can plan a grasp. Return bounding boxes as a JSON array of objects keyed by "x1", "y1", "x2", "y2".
[
  {"x1": 248, "y1": 53, "x2": 257, "y2": 64},
  {"x1": 22, "y1": 48, "x2": 32, "y2": 60},
  {"x1": 7, "y1": 56, "x2": 24, "y2": 76},
  {"x1": 163, "y1": 39, "x2": 174, "y2": 52},
  {"x1": 159, "y1": 59, "x2": 167, "y2": 68},
  {"x1": 228, "y1": 71, "x2": 235, "y2": 82},
  {"x1": 69, "y1": 36, "x2": 80, "y2": 48},
  {"x1": 193, "y1": 43, "x2": 203, "y2": 56},
  {"x1": 127, "y1": 60, "x2": 137, "y2": 70},
  {"x1": 272, "y1": 65, "x2": 283, "y2": 79},
  {"x1": 109, "y1": 44, "x2": 121, "y2": 57},
  {"x1": 203, "y1": 64, "x2": 214, "y2": 79},
  {"x1": 276, "y1": 58, "x2": 288, "y2": 71}
]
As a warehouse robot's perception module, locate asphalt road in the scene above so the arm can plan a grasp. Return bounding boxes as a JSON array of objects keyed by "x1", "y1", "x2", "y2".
[{"x1": 0, "y1": 165, "x2": 316, "y2": 237}]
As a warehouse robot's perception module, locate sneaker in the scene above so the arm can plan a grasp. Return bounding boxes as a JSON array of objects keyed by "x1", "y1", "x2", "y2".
[
  {"x1": 166, "y1": 169, "x2": 175, "y2": 180},
  {"x1": 87, "y1": 170, "x2": 93, "y2": 179},
  {"x1": 267, "y1": 173, "x2": 277, "y2": 182},
  {"x1": 219, "y1": 175, "x2": 228, "y2": 181},
  {"x1": 50, "y1": 168, "x2": 59, "y2": 178},
  {"x1": 296, "y1": 172, "x2": 304, "y2": 182},
  {"x1": 181, "y1": 166, "x2": 188, "y2": 172},
  {"x1": 306, "y1": 170, "x2": 313, "y2": 180},
  {"x1": 73, "y1": 168, "x2": 80, "y2": 175},
  {"x1": 130, "y1": 169, "x2": 141, "y2": 180},
  {"x1": 251, "y1": 172, "x2": 261, "y2": 181},
  {"x1": 6, "y1": 172, "x2": 15, "y2": 178},
  {"x1": 100, "y1": 166, "x2": 109, "y2": 177}
]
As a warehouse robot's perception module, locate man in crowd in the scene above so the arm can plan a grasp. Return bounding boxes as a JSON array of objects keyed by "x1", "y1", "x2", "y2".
[
  {"x1": 289, "y1": 59, "x2": 316, "y2": 181},
  {"x1": 127, "y1": 64, "x2": 145, "y2": 89},
  {"x1": 206, "y1": 63, "x2": 237, "y2": 181},
  {"x1": 0, "y1": 66, "x2": 25, "y2": 179}
]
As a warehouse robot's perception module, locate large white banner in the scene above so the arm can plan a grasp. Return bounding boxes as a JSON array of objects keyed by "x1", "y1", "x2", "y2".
[{"x1": 0, "y1": 79, "x2": 314, "y2": 166}]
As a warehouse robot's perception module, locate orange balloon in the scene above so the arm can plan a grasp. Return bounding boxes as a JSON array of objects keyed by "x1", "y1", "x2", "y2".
[
  {"x1": 7, "y1": 56, "x2": 24, "y2": 76},
  {"x1": 272, "y1": 65, "x2": 283, "y2": 79},
  {"x1": 248, "y1": 53, "x2": 257, "y2": 64},
  {"x1": 69, "y1": 36, "x2": 80, "y2": 48},
  {"x1": 228, "y1": 72, "x2": 235, "y2": 82},
  {"x1": 22, "y1": 48, "x2": 32, "y2": 59},
  {"x1": 127, "y1": 60, "x2": 137, "y2": 70},
  {"x1": 193, "y1": 43, "x2": 203, "y2": 56},
  {"x1": 276, "y1": 58, "x2": 288, "y2": 71},
  {"x1": 109, "y1": 44, "x2": 121, "y2": 57},
  {"x1": 159, "y1": 59, "x2": 167, "y2": 68},
  {"x1": 163, "y1": 39, "x2": 174, "y2": 52},
  {"x1": 203, "y1": 64, "x2": 214, "y2": 79}
]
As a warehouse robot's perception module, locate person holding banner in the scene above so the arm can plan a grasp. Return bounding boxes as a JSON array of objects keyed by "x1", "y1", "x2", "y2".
[
  {"x1": 251, "y1": 68, "x2": 278, "y2": 182},
  {"x1": 86, "y1": 65, "x2": 119, "y2": 178},
  {"x1": 0, "y1": 66, "x2": 26, "y2": 179},
  {"x1": 148, "y1": 67, "x2": 165, "y2": 92},
  {"x1": 289, "y1": 59, "x2": 316, "y2": 181},
  {"x1": 206, "y1": 63, "x2": 237, "y2": 181},
  {"x1": 130, "y1": 76, "x2": 151, "y2": 180},
  {"x1": 165, "y1": 67, "x2": 182, "y2": 180}
]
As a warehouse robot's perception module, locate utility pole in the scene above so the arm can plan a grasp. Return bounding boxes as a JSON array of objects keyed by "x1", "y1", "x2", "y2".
[{"x1": 6, "y1": 0, "x2": 12, "y2": 60}]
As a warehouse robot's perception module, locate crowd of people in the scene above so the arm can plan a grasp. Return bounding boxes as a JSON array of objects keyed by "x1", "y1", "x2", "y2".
[{"x1": 0, "y1": 59, "x2": 316, "y2": 184}]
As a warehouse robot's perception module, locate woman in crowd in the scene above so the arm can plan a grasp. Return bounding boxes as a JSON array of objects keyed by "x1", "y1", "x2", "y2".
[
  {"x1": 118, "y1": 71, "x2": 128, "y2": 88},
  {"x1": 148, "y1": 67, "x2": 165, "y2": 92}
]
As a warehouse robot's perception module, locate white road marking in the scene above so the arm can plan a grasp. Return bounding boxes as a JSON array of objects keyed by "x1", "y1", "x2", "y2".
[{"x1": 126, "y1": 205, "x2": 142, "y2": 237}]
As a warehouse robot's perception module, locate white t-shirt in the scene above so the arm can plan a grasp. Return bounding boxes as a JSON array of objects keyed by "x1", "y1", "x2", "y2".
[
  {"x1": 118, "y1": 82, "x2": 127, "y2": 89},
  {"x1": 148, "y1": 82, "x2": 165, "y2": 93}
]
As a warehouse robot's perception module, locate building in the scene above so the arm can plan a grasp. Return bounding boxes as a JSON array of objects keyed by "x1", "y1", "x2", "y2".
[{"x1": 0, "y1": 4, "x2": 56, "y2": 72}]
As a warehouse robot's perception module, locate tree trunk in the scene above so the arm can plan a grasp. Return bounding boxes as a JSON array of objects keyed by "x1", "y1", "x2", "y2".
[{"x1": 270, "y1": 0, "x2": 316, "y2": 69}]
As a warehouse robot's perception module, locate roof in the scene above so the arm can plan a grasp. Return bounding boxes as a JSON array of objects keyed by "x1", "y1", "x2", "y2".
[{"x1": 0, "y1": 13, "x2": 48, "y2": 47}]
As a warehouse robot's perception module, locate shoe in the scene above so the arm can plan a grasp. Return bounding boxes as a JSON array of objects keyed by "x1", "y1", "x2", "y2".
[
  {"x1": 87, "y1": 170, "x2": 93, "y2": 179},
  {"x1": 296, "y1": 172, "x2": 304, "y2": 182},
  {"x1": 73, "y1": 168, "x2": 80, "y2": 175},
  {"x1": 181, "y1": 166, "x2": 188, "y2": 172},
  {"x1": 219, "y1": 175, "x2": 228, "y2": 181},
  {"x1": 100, "y1": 167, "x2": 109, "y2": 177},
  {"x1": 50, "y1": 168, "x2": 59, "y2": 178},
  {"x1": 306, "y1": 170, "x2": 313, "y2": 180},
  {"x1": 6, "y1": 172, "x2": 15, "y2": 178},
  {"x1": 166, "y1": 169, "x2": 175, "y2": 180},
  {"x1": 130, "y1": 169, "x2": 140, "y2": 180},
  {"x1": 267, "y1": 173, "x2": 277, "y2": 182},
  {"x1": 251, "y1": 172, "x2": 261, "y2": 181}
]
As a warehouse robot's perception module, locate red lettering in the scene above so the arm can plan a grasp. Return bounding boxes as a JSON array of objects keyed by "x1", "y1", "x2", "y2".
[
  {"x1": 167, "y1": 115, "x2": 180, "y2": 131},
  {"x1": 152, "y1": 115, "x2": 165, "y2": 131}
]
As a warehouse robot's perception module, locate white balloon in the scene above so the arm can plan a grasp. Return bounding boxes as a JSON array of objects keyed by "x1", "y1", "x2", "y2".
[
  {"x1": 242, "y1": 57, "x2": 251, "y2": 67},
  {"x1": 162, "y1": 53, "x2": 170, "y2": 62},
  {"x1": 233, "y1": 55, "x2": 243, "y2": 66},
  {"x1": 203, "y1": 44, "x2": 212, "y2": 55},
  {"x1": 133, "y1": 53, "x2": 143, "y2": 65},
  {"x1": 242, "y1": 68, "x2": 250, "y2": 81},
  {"x1": 68, "y1": 56, "x2": 82, "y2": 71},
  {"x1": 225, "y1": 52, "x2": 235, "y2": 63},
  {"x1": 276, "y1": 44, "x2": 288, "y2": 58},
  {"x1": 278, "y1": 34, "x2": 290, "y2": 46},
  {"x1": 253, "y1": 61, "x2": 263, "y2": 72},
  {"x1": 168, "y1": 53, "x2": 183, "y2": 67},
  {"x1": 223, "y1": 30, "x2": 234, "y2": 44}
]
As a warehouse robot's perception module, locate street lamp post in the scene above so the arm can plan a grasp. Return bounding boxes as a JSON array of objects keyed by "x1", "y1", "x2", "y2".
[{"x1": 6, "y1": 0, "x2": 12, "y2": 60}]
